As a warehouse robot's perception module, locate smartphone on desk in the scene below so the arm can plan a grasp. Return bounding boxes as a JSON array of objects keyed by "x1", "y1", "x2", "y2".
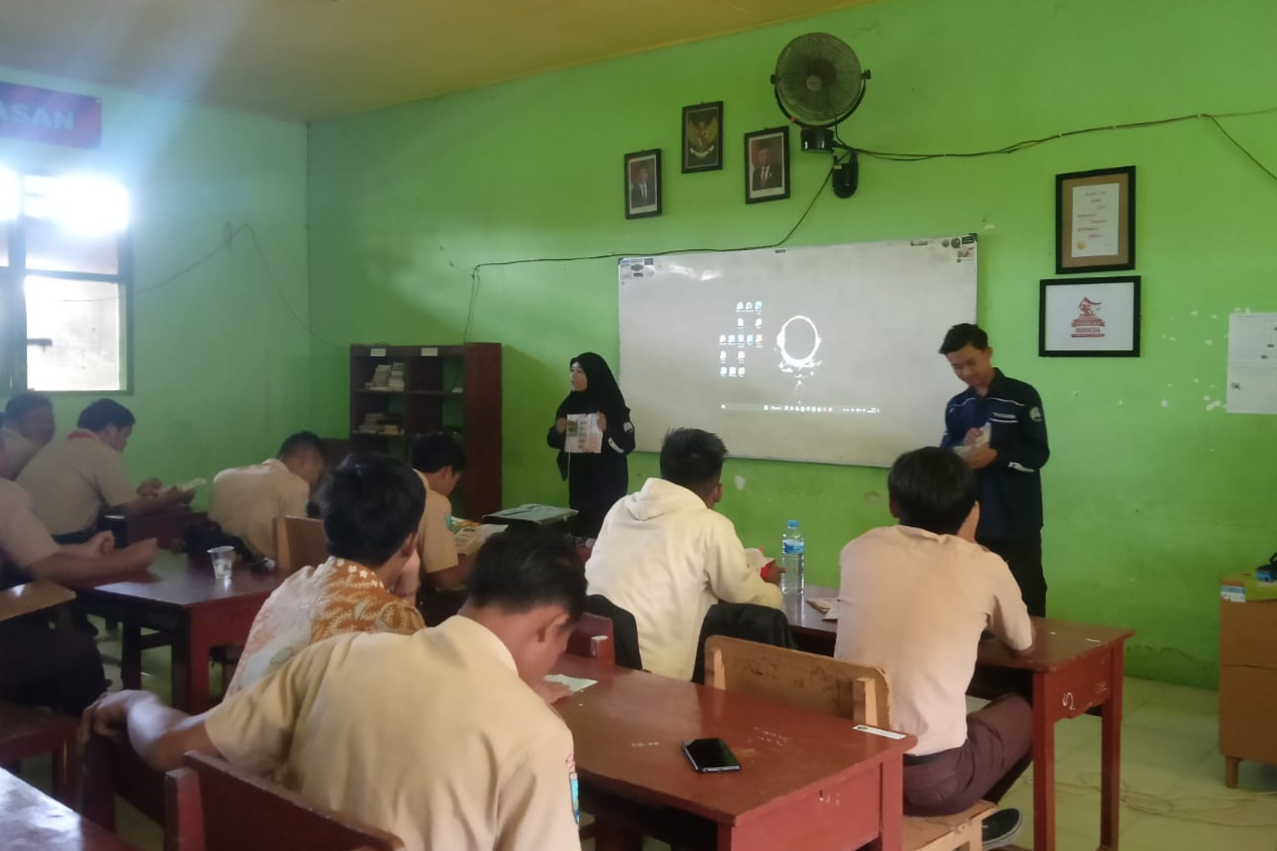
[{"x1": 681, "y1": 738, "x2": 741, "y2": 773}]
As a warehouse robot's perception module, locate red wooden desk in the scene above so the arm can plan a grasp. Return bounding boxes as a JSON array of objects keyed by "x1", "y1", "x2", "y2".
[
  {"x1": 65, "y1": 552, "x2": 280, "y2": 713},
  {"x1": 555, "y1": 654, "x2": 915, "y2": 851},
  {"x1": 784, "y1": 585, "x2": 1134, "y2": 851},
  {"x1": 1, "y1": 767, "x2": 142, "y2": 851}
]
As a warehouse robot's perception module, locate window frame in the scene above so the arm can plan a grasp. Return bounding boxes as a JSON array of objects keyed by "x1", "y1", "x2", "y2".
[{"x1": 0, "y1": 170, "x2": 134, "y2": 396}]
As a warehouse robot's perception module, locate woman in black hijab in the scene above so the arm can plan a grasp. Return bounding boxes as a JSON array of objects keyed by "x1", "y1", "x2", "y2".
[{"x1": 547, "y1": 352, "x2": 635, "y2": 538}]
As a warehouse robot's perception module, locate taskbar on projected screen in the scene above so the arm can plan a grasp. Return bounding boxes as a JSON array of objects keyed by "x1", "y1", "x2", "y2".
[{"x1": 718, "y1": 403, "x2": 882, "y2": 415}]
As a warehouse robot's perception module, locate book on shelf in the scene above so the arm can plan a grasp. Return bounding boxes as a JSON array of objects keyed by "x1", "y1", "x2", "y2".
[
  {"x1": 365, "y1": 362, "x2": 406, "y2": 392},
  {"x1": 356, "y1": 412, "x2": 404, "y2": 435}
]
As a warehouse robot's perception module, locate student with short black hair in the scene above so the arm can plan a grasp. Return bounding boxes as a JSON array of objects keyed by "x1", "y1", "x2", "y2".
[
  {"x1": 84, "y1": 532, "x2": 588, "y2": 851},
  {"x1": 939, "y1": 322, "x2": 1050, "y2": 615},
  {"x1": 0, "y1": 420, "x2": 158, "y2": 715},
  {"x1": 409, "y1": 431, "x2": 469, "y2": 591},
  {"x1": 226, "y1": 452, "x2": 425, "y2": 695},
  {"x1": 209, "y1": 431, "x2": 327, "y2": 560},
  {"x1": 836, "y1": 447, "x2": 1034, "y2": 848},
  {"x1": 0, "y1": 393, "x2": 55, "y2": 479},
  {"x1": 584, "y1": 427, "x2": 782, "y2": 680},
  {"x1": 18, "y1": 398, "x2": 192, "y2": 542}
]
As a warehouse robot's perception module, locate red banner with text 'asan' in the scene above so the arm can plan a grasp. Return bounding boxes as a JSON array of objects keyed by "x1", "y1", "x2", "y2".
[{"x1": 0, "y1": 82, "x2": 102, "y2": 149}]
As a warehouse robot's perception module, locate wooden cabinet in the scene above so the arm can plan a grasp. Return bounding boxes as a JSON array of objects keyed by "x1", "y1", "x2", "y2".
[
  {"x1": 348, "y1": 343, "x2": 502, "y2": 520},
  {"x1": 1219, "y1": 573, "x2": 1277, "y2": 787}
]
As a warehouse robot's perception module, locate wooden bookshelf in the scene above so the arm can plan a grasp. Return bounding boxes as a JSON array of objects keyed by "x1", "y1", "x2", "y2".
[{"x1": 348, "y1": 343, "x2": 502, "y2": 520}]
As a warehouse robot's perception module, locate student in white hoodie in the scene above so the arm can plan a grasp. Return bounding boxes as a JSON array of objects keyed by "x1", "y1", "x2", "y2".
[{"x1": 585, "y1": 428, "x2": 783, "y2": 680}]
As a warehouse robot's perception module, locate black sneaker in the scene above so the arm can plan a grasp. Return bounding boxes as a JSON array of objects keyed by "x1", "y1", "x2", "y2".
[{"x1": 982, "y1": 808, "x2": 1022, "y2": 849}]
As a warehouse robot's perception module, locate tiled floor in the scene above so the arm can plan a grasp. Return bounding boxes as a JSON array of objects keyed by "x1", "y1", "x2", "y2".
[
  {"x1": 995, "y1": 677, "x2": 1277, "y2": 851},
  {"x1": 14, "y1": 626, "x2": 1277, "y2": 851}
]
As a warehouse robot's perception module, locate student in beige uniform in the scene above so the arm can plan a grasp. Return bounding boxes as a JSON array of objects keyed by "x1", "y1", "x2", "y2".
[
  {"x1": 208, "y1": 432, "x2": 326, "y2": 560},
  {"x1": 410, "y1": 432, "x2": 466, "y2": 590},
  {"x1": 0, "y1": 418, "x2": 158, "y2": 714},
  {"x1": 585, "y1": 428, "x2": 783, "y2": 681},
  {"x1": 836, "y1": 447, "x2": 1035, "y2": 849},
  {"x1": 226, "y1": 452, "x2": 425, "y2": 696},
  {"x1": 18, "y1": 399, "x2": 193, "y2": 542},
  {"x1": 83, "y1": 532, "x2": 588, "y2": 851},
  {"x1": 0, "y1": 393, "x2": 55, "y2": 480}
]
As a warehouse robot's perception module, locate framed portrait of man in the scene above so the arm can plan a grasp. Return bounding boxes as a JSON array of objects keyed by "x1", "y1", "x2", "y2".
[
  {"x1": 682, "y1": 102, "x2": 723, "y2": 173},
  {"x1": 744, "y1": 127, "x2": 790, "y2": 203},
  {"x1": 624, "y1": 149, "x2": 662, "y2": 219}
]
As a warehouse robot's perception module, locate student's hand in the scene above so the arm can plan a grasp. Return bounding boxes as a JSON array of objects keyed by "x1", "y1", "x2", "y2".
[
  {"x1": 964, "y1": 446, "x2": 998, "y2": 470},
  {"x1": 555, "y1": 418, "x2": 568, "y2": 434},
  {"x1": 596, "y1": 412, "x2": 608, "y2": 432},
  {"x1": 137, "y1": 478, "x2": 162, "y2": 498},
  {"x1": 163, "y1": 487, "x2": 195, "y2": 505},
  {"x1": 963, "y1": 428, "x2": 984, "y2": 446},
  {"x1": 761, "y1": 563, "x2": 783, "y2": 585},
  {"x1": 80, "y1": 690, "x2": 155, "y2": 744},
  {"x1": 122, "y1": 539, "x2": 159, "y2": 570},
  {"x1": 87, "y1": 531, "x2": 116, "y2": 556},
  {"x1": 533, "y1": 679, "x2": 572, "y2": 705}
]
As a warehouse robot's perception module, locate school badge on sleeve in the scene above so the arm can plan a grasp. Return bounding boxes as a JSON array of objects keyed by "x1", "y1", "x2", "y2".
[{"x1": 566, "y1": 753, "x2": 579, "y2": 824}]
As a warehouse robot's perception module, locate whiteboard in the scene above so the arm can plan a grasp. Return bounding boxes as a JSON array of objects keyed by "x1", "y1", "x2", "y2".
[{"x1": 618, "y1": 236, "x2": 978, "y2": 467}]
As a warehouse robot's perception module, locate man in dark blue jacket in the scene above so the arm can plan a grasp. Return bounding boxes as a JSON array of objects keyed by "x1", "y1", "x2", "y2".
[{"x1": 939, "y1": 324, "x2": 1050, "y2": 615}]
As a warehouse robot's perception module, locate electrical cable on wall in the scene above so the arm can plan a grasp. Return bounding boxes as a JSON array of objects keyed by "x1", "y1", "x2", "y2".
[
  {"x1": 69, "y1": 221, "x2": 347, "y2": 349},
  {"x1": 457, "y1": 105, "x2": 1277, "y2": 341},
  {"x1": 90, "y1": 104, "x2": 1275, "y2": 346}
]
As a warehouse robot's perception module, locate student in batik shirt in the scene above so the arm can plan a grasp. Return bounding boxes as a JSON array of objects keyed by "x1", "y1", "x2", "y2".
[{"x1": 226, "y1": 452, "x2": 426, "y2": 695}]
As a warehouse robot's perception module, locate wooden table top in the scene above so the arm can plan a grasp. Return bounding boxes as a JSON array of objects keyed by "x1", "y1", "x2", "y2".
[
  {"x1": 788, "y1": 584, "x2": 1135, "y2": 673},
  {"x1": 64, "y1": 550, "x2": 281, "y2": 610},
  {"x1": 1, "y1": 768, "x2": 142, "y2": 851},
  {"x1": 0, "y1": 580, "x2": 76, "y2": 622},
  {"x1": 554, "y1": 654, "x2": 915, "y2": 826}
]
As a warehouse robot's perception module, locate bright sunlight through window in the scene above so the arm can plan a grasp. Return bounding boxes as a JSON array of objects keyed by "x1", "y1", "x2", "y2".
[{"x1": 0, "y1": 167, "x2": 130, "y2": 392}]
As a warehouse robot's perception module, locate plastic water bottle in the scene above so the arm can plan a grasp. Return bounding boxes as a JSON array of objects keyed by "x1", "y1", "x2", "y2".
[{"x1": 780, "y1": 520, "x2": 805, "y2": 595}]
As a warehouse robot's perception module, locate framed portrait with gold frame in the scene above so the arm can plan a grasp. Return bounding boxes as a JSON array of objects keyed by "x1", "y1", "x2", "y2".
[{"x1": 1056, "y1": 166, "x2": 1135, "y2": 274}]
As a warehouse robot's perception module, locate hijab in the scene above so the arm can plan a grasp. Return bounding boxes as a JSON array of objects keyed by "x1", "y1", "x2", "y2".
[{"x1": 555, "y1": 352, "x2": 630, "y2": 424}]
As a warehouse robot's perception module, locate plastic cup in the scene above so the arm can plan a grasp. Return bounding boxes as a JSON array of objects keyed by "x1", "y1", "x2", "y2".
[{"x1": 208, "y1": 546, "x2": 235, "y2": 580}]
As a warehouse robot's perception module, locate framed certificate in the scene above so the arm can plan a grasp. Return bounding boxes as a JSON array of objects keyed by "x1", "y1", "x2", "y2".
[
  {"x1": 1039, "y1": 276, "x2": 1141, "y2": 357},
  {"x1": 1055, "y1": 166, "x2": 1135, "y2": 274}
]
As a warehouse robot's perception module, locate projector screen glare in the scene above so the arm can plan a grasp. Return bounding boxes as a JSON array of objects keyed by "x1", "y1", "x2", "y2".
[{"x1": 618, "y1": 236, "x2": 978, "y2": 468}]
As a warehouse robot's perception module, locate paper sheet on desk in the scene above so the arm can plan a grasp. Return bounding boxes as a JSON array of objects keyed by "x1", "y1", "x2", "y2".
[
  {"x1": 454, "y1": 523, "x2": 508, "y2": 556},
  {"x1": 544, "y1": 674, "x2": 597, "y2": 693},
  {"x1": 807, "y1": 596, "x2": 841, "y2": 621}
]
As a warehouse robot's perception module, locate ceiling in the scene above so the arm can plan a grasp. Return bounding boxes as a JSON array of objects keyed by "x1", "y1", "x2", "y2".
[{"x1": 0, "y1": 0, "x2": 880, "y2": 122}]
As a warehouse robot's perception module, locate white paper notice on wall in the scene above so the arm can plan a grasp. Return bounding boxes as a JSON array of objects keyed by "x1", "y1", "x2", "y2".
[{"x1": 1226, "y1": 313, "x2": 1277, "y2": 415}]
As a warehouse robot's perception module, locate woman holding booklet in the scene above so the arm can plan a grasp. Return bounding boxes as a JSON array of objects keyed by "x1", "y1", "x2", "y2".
[{"x1": 547, "y1": 352, "x2": 635, "y2": 538}]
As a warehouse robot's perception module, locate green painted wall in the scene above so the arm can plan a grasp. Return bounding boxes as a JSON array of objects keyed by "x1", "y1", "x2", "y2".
[
  {"x1": 308, "y1": 0, "x2": 1277, "y2": 687},
  {"x1": 0, "y1": 66, "x2": 311, "y2": 493}
]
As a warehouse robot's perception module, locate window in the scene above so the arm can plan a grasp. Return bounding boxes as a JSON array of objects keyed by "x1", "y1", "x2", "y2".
[{"x1": 0, "y1": 167, "x2": 130, "y2": 392}]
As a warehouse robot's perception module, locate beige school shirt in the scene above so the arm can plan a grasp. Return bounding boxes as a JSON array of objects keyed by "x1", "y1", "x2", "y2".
[
  {"x1": 585, "y1": 477, "x2": 783, "y2": 681},
  {"x1": 0, "y1": 478, "x2": 59, "y2": 584},
  {"x1": 835, "y1": 525, "x2": 1034, "y2": 755},
  {"x1": 209, "y1": 459, "x2": 310, "y2": 560},
  {"x1": 0, "y1": 427, "x2": 42, "y2": 480},
  {"x1": 17, "y1": 432, "x2": 136, "y2": 536},
  {"x1": 415, "y1": 471, "x2": 458, "y2": 575},
  {"x1": 204, "y1": 617, "x2": 581, "y2": 851}
]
